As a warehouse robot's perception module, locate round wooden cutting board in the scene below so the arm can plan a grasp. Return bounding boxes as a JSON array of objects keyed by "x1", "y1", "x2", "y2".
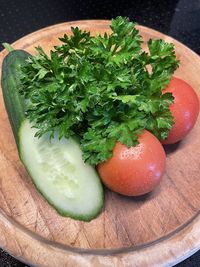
[{"x1": 0, "y1": 20, "x2": 200, "y2": 267}]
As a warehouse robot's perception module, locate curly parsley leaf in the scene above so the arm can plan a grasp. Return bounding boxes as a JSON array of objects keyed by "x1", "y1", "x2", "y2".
[{"x1": 20, "y1": 16, "x2": 179, "y2": 165}]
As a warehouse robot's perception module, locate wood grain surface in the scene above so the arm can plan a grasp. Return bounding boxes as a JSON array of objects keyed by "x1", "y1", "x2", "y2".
[{"x1": 0, "y1": 20, "x2": 200, "y2": 267}]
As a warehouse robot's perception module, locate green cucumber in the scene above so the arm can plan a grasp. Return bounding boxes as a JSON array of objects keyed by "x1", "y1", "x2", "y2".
[
  {"x1": 1, "y1": 48, "x2": 29, "y2": 146},
  {"x1": 1, "y1": 46, "x2": 104, "y2": 221}
]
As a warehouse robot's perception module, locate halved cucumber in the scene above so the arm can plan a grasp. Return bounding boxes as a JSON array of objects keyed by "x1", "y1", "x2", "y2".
[
  {"x1": 19, "y1": 120, "x2": 103, "y2": 221},
  {"x1": 1, "y1": 47, "x2": 104, "y2": 221}
]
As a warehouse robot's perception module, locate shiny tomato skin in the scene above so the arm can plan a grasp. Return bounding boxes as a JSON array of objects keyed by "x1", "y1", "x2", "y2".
[
  {"x1": 162, "y1": 77, "x2": 199, "y2": 144},
  {"x1": 97, "y1": 130, "x2": 166, "y2": 196}
]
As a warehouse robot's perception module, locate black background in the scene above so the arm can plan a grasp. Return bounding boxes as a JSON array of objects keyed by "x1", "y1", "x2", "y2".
[{"x1": 1, "y1": 0, "x2": 200, "y2": 266}]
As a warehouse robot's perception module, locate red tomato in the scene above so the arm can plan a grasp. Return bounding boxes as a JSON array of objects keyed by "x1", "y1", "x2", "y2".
[
  {"x1": 162, "y1": 77, "x2": 199, "y2": 144},
  {"x1": 97, "y1": 130, "x2": 166, "y2": 196}
]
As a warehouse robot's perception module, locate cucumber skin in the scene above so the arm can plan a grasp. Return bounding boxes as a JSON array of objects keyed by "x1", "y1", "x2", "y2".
[
  {"x1": 1, "y1": 50, "x2": 104, "y2": 222},
  {"x1": 1, "y1": 50, "x2": 30, "y2": 147}
]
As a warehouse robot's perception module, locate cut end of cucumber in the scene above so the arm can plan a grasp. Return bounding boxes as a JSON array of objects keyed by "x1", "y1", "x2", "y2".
[
  {"x1": 19, "y1": 120, "x2": 104, "y2": 221},
  {"x1": 2, "y1": 43, "x2": 14, "y2": 52}
]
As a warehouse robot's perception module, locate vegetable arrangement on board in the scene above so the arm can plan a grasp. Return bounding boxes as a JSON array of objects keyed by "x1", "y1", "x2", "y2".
[{"x1": 1, "y1": 17, "x2": 199, "y2": 221}]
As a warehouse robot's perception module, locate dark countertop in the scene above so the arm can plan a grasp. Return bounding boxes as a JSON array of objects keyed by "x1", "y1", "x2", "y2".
[{"x1": 0, "y1": 0, "x2": 200, "y2": 266}]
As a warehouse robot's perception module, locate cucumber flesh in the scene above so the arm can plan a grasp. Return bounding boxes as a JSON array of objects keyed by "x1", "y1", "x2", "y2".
[{"x1": 19, "y1": 120, "x2": 103, "y2": 221}]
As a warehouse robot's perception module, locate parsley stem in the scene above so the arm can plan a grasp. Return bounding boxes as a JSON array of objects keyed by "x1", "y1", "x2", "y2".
[{"x1": 112, "y1": 44, "x2": 119, "y2": 55}]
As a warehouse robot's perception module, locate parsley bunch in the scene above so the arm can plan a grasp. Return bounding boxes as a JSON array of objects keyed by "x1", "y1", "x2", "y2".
[{"x1": 20, "y1": 17, "x2": 179, "y2": 165}]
